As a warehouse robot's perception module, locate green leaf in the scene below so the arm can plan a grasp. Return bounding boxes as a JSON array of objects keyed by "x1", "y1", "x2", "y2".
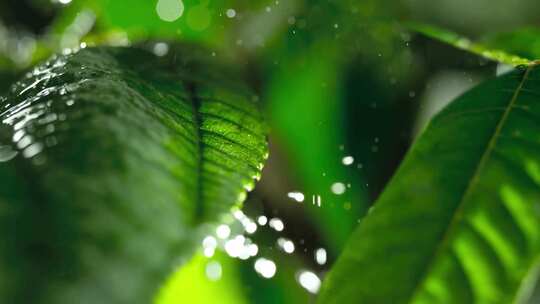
[
  {"x1": 155, "y1": 252, "x2": 249, "y2": 304},
  {"x1": 319, "y1": 64, "x2": 540, "y2": 303},
  {"x1": 156, "y1": 248, "x2": 311, "y2": 304},
  {"x1": 0, "y1": 45, "x2": 268, "y2": 303},
  {"x1": 409, "y1": 23, "x2": 532, "y2": 66}
]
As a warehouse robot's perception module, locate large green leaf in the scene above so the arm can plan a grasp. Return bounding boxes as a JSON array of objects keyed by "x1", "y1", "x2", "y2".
[
  {"x1": 319, "y1": 64, "x2": 540, "y2": 303},
  {"x1": 0, "y1": 46, "x2": 268, "y2": 303}
]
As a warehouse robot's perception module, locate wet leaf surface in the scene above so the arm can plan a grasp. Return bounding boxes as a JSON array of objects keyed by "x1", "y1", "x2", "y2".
[{"x1": 0, "y1": 46, "x2": 268, "y2": 304}]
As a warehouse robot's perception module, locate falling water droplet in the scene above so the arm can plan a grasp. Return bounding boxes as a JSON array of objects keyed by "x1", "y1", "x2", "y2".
[
  {"x1": 216, "y1": 225, "x2": 231, "y2": 239},
  {"x1": 287, "y1": 191, "x2": 305, "y2": 202},
  {"x1": 342, "y1": 155, "x2": 354, "y2": 166},
  {"x1": 315, "y1": 248, "x2": 327, "y2": 265},
  {"x1": 331, "y1": 182, "x2": 346, "y2": 195},
  {"x1": 205, "y1": 261, "x2": 222, "y2": 281},
  {"x1": 277, "y1": 237, "x2": 295, "y2": 254},
  {"x1": 297, "y1": 271, "x2": 321, "y2": 293},
  {"x1": 257, "y1": 216, "x2": 268, "y2": 226},
  {"x1": 254, "y1": 258, "x2": 276, "y2": 278},
  {"x1": 269, "y1": 218, "x2": 284, "y2": 231}
]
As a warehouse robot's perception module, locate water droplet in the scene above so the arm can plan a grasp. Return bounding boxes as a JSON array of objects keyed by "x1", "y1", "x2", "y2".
[
  {"x1": 203, "y1": 247, "x2": 215, "y2": 257},
  {"x1": 297, "y1": 271, "x2": 321, "y2": 293},
  {"x1": 216, "y1": 225, "x2": 231, "y2": 239},
  {"x1": 226, "y1": 9, "x2": 236, "y2": 18},
  {"x1": 315, "y1": 248, "x2": 327, "y2": 265},
  {"x1": 203, "y1": 236, "x2": 217, "y2": 249},
  {"x1": 269, "y1": 218, "x2": 284, "y2": 231},
  {"x1": 342, "y1": 155, "x2": 354, "y2": 166},
  {"x1": 287, "y1": 191, "x2": 305, "y2": 202},
  {"x1": 254, "y1": 258, "x2": 276, "y2": 278},
  {"x1": 156, "y1": 0, "x2": 184, "y2": 22},
  {"x1": 312, "y1": 195, "x2": 321, "y2": 207},
  {"x1": 206, "y1": 261, "x2": 222, "y2": 281},
  {"x1": 248, "y1": 244, "x2": 258, "y2": 256},
  {"x1": 277, "y1": 237, "x2": 295, "y2": 254},
  {"x1": 233, "y1": 210, "x2": 246, "y2": 220},
  {"x1": 257, "y1": 216, "x2": 268, "y2": 226},
  {"x1": 153, "y1": 42, "x2": 169, "y2": 57},
  {"x1": 224, "y1": 235, "x2": 244, "y2": 258},
  {"x1": 331, "y1": 182, "x2": 346, "y2": 195},
  {"x1": 245, "y1": 221, "x2": 257, "y2": 234}
]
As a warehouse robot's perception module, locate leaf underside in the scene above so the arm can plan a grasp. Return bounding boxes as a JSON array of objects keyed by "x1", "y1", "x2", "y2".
[
  {"x1": 0, "y1": 46, "x2": 267, "y2": 304},
  {"x1": 319, "y1": 64, "x2": 540, "y2": 303},
  {"x1": 409, "y1": 23, "x2": 532, "y2": 67},
  {"x1": 481, "y1": 28, "x2": 540, "y2": 62}
]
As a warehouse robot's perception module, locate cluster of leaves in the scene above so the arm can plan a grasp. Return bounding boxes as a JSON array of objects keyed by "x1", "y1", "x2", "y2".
[{"x1": 2, "y1": 1, "x2": 540, "y2": 304}]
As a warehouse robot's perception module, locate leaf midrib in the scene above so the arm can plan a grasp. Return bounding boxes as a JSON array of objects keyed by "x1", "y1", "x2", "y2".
[
  {"x1": 186, "y1": 82, "x2": 205, "y2": 221},
  {"x1": 408, "y1": 66, "x2": 533, "y2": 303}
]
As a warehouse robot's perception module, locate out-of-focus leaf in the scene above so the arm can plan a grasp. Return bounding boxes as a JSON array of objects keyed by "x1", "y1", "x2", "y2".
[
  {"x1": 235, "y1": 221, "x2": 314, "y2": 304},
  {"x1": 410, "y1": 23, "x2": 532, "y2": 66},
  {"x1": 238, "y1": 258, "x2": 313, "y2": 304},
  {"x1": 155, "y1": 252, "x2": 248, "y2": 304},
  {"x1": 0, "y1": 46, "x2": 268, "y2": 303},
  {"x1": 263, "y1": 0, "x2": 408, "y2": 253},
  {"x1": 319, "y1": 64, "x2": 540, "y2": 303},
  {"x1": 481, "y1": 28, "x2": 540, "y2": 61},
  {"x1": 157, "y1": 248, "x2": 312, "y2": 304},
  {"x1": 266, "y1": 42, "x2": 366, "y2": 251}
]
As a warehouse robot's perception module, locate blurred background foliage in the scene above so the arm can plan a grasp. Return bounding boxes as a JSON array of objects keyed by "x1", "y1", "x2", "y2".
[{"x1": 1, "y1": 0, "x2": 540, "y2": 302}]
